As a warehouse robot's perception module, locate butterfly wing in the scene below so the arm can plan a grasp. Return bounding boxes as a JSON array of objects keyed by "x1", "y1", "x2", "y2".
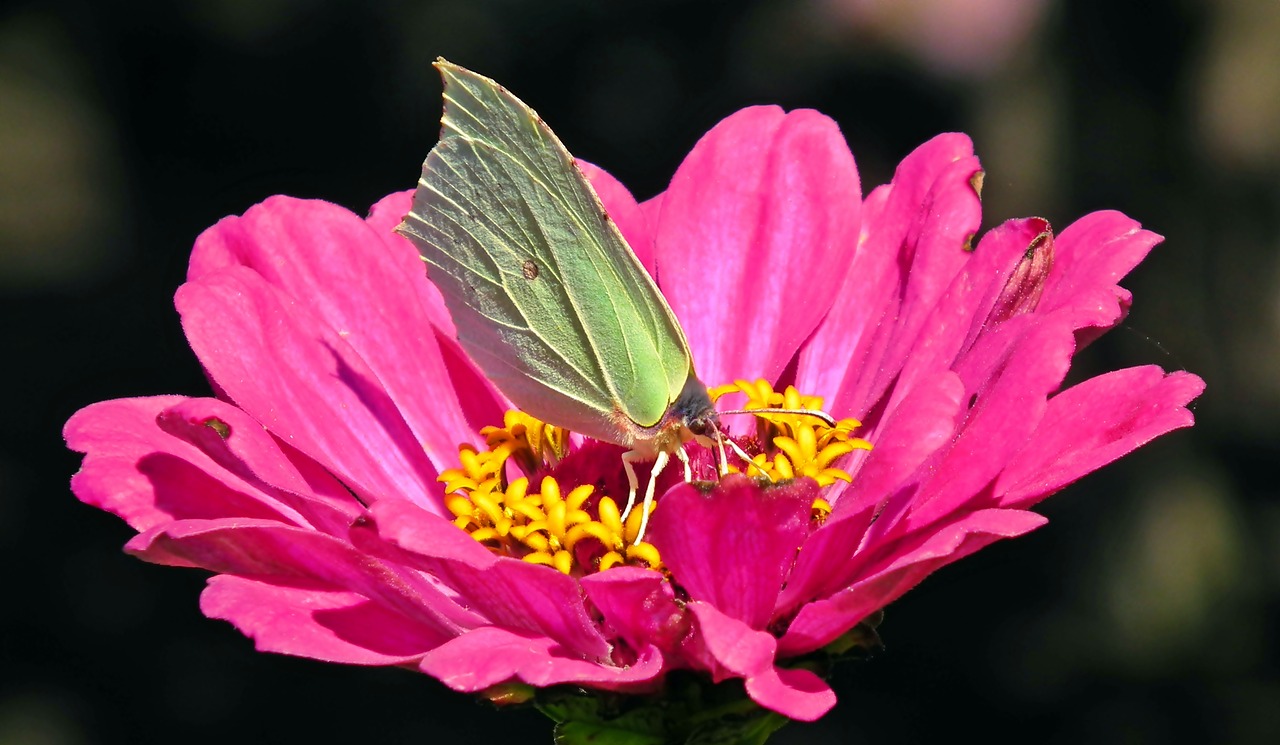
[{"x1": 398, "y1": 60, "x2": 693, "y2": 444}]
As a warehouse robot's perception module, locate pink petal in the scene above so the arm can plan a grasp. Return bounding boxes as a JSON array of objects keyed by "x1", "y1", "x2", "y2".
[
  {"x1": 201, "y1": 574, "x2": 445, "y2": 664},
  {"x1": 420, "y1": 626, "x2": 663, "y2": 692},
  {"x1": 996, "y1": 366, "x2": 1204, "y2": 509},
  {"x1": 577, "y1": 159, "x2": 655, "y2": 276},
  {"x1": 797, "y1": 133, "x2": 982, "y2": 418},
  {"x1": 65, "y1": 396, "x2": 297, "y2": 532},
  {"x1": 648, "y1": 475, "x2": 813, "y2": 629},
  {"x1": 1039, "y1": 210, "x2": 1161, "y2": 338},
  {"x1": 745, "y1": 667, "x2": 836, "y2": 723},
  {"x1": 127, "y1": 518, "x2": 480, "y2": 635},
  {"x1": 886, "y1": 316, "x2": 1075, "y2": 536},
  {"x1": 186, "y1": 196, "x2": 480, "y2": 471},
  {"x1": 778, "y1": 373, "x2": 964, "y2": 612},
  {"x1": 177, "y1": 266, "x2": 441, "y2": 508},
  {"x1": 836, "y1": 370, "x2": 966, "y2": 518},
  {"x1": 580, "y1": 567, "x2": 686, "y2": 656},
  {"x1": 351, "y1": 498, "x2": 614, "y2": 661},
  {"x1": 779, "y1": 508, "x2": 1046, "y2": 655},
  {"x1": 155, "y1": 397, "x2": 359, "y2": 534},
  {"x1": 687, "y1": 602, "x2": 835, "y2": 721},
  {"x1": 363, "y1": 190, "x2": 456, "y2": 335},
  {"x1": 367, "y1": 190, "x2": 512, "y2": 430},
  {"x1": 653, "y1": 106, "x2": 862, "y2": 385}
]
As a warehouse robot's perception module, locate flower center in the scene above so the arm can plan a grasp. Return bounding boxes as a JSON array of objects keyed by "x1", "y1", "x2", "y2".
[{"x1": 439, "y1": 380, "x2": 871, "y2": 576}]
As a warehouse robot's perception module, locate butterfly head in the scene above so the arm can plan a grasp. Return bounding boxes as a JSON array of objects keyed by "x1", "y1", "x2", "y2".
[{"x1": 670, "y1": 374, "x2": 719, "y2": 440}]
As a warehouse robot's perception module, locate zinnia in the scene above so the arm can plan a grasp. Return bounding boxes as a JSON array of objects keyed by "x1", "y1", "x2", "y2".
[{"x1": 65, "y1": 102, "x2": 1203, "y2": 732}]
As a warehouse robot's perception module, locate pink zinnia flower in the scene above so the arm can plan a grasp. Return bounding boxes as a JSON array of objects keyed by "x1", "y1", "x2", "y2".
[{"x1": 65, "y1": 105, "x2": 1203, "y2": 727}]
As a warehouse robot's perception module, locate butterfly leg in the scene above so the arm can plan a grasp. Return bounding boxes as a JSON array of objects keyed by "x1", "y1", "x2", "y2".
[
  {"x1": 635, "y1": 449, "x2": 669, "y2": 543},
  {"x1": 675, "y1": 445, "x2": 692, "y2": 482},
  {"x1": 621, "y1": 450, "x2": 642, "y2": 520},
  {"x1": 620, "y1": 449, "x2": 673, "y2": 542},
  {"x1": 714, "y1": 429, "x2": 729, "y2": 476}
]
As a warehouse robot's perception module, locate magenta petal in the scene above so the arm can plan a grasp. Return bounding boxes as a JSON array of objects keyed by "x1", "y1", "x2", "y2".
[
  {"x1": 577, "y1": 159, "x2": 655, "y2": 276},
  {"x1": 654, "y1": 106, "x2": 862, "y2": 385},
  {"x1": 687, "y1": 602, "x2": 835, "y2": 721},
  {"x1": 186, "y1": 196, "x2": 477, "y2": 471},
  {"x1": 420, "y1": 626, "x2": 663, "y2": 692},
  {"x1": 997, "y1": 366, "x2": 1204, "y2": 509},
  {"x1": 836, "y1": 371, "x2": 966, "y2": 519},
  {"x1": 66, "y1": 396, "x2": 201, "y2": 530},
  {"x1": 155, "y1": 397, "x2": 358, "y2": 533},
  {"x1": 201, "y1": 574, "x2": 444, "y2": 664},
  {"x1": 351, "y1": 499, "x2": 614, "y2": 661},
  {"x1": 65, "y1": 396, "x2": 303, "y2": 531},
  {"x1": 1039, "y1": 210, "x2": 1161, "y2": 336},
  {"x1": 745, "y1": 668, "x2": 836, "y2": 723},
  {"x1": 130, "y1": 518, "x2": 481, "y2": 633},
  {"x1": 366, "y1": 190, "x2": 510, "y2": 430},
  {"x1": 580, "y1": 567, "x2": 685, "y2": 656},
  {"x1": 888, "y1": 317, "x2": 1075, "y2": 535},
  {"x1": 648, "y1": 475, "x2": 813, "y2": 629},
  {"x1": 779, "y1": 508, "x2": 1046, "y2": 655},
  {"x1": 797, "y1": 134, "x2": 982, "y2": 417},
  {"x1": 177, "y1": 266, "x2": 441, "y2": 507},
  {"x1": 886, "y1": 218, "x2": 1051, "y2": 407},
  {"x1": 780, "y1": 373, "x2": 969, "y2": 612},
  {"x1": 363, "y1": 189, "x2": 456, "y2": 335}
]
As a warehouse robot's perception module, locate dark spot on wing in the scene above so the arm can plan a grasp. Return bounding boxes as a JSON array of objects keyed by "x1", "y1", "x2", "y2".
[{"x1": 522, "y1": 259, "x2": 539, "y2": 280}]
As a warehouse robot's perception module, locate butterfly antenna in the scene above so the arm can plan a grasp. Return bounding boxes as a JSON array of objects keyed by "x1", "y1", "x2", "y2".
[
  {"x1": 712, "y1": 423, "x2": 775, "y2": 483},
  {"x1": 716, "y1": 406, "x2": 838, "y2": 428}
]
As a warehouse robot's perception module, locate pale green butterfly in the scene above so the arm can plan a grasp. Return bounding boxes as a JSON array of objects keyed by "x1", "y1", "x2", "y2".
[{"x1": 397, "y1": 60, "x2": 827, "y2": 540}]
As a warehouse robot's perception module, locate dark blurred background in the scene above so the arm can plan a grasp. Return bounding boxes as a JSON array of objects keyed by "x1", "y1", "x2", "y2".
[{"x1": 2, "y1": 0, "x2": 1276, "y2": 743}]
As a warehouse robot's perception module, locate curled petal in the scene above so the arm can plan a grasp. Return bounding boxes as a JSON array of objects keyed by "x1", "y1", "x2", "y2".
[
  {"x1": 66, "y1": 396, "x2": 301, "y2": 531},
  {"x1": 580, "y1": 566, "x2": 685, "y2": 657}
]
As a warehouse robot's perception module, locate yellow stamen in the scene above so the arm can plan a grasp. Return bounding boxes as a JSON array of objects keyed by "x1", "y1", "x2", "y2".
[
  {"x1": 440, "y1": 382, "x2": 872, "y2": 574},
  {"x1": 481, "y1": 410, "x2": 569, "y2": 477},
  {"x1": 714, "y1": 378, "x2": 872, "y2": 494}
]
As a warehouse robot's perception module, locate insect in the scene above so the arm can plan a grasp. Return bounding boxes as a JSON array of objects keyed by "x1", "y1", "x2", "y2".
[{"x1": 397, "y1": 60, "x2": 828, "y2": 540}]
